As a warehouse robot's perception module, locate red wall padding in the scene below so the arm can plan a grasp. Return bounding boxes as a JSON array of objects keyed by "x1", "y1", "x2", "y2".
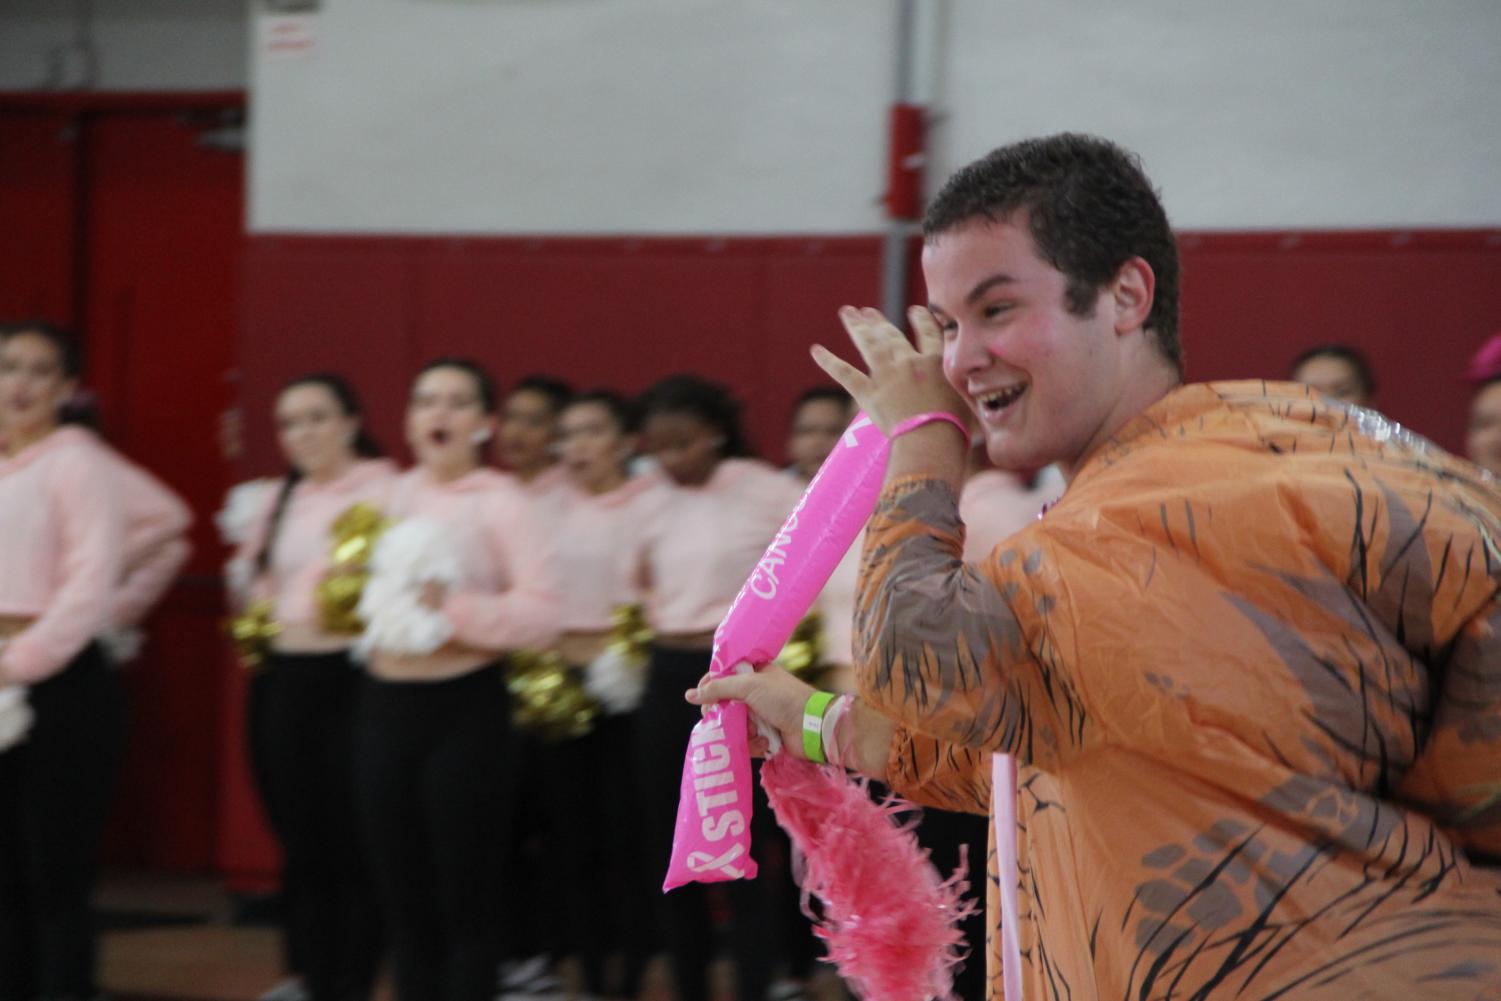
[
  {"x1": 81, "y1": 112, "x2": 243, "y2": 873},
  {"x1": 239, "y1": 231, "x2": 1501, "y2": 474},
  {"x1": 0, "y1": 113, "x2": 77, "y2": 322}
]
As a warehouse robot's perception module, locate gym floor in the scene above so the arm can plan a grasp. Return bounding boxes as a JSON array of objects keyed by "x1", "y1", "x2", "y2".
[{"x1": 97, "y1": 871, "x2": 846, "y2": 1001}]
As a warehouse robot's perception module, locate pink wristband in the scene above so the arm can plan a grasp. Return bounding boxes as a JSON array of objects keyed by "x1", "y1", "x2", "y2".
[
  {"x1": 821, "y1": 694, "x2": 856, "y2": 769},
  {"x1": 890, "y1": 410, "x2": 969, "y2": 441}
]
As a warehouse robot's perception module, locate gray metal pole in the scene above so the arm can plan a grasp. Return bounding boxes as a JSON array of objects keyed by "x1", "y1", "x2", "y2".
[{"x1": 880, "y1": 0, "x2": 919, "y2": 322}]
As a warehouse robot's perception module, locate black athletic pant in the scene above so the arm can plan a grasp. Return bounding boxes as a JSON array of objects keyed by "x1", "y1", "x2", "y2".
[
  {"x1": 246, "y1": 667, "x2": 301, "y2": 977},
  {"x1": 0, "y1": 643, "x2": 125, "y2": 1001},
  {"x1": 767, "y1": 820, "x2": 822, "y2": 982},
  {"x1": 914, "y1": 805, "x2": 991, "y2": 1001},
  {"x1": 248, "y1": 650, "x2": 381, "y2": 1001},
  {"x1": 537, "y1": 682, "x2": 652, "y2": 996},
  {"x1": 356, "y1": 664, "x2": 514, "y2": 1001},
  {"x1": 636, "y1": 646, "x2": 773, "y2": 1001},
  {"x1": 498, "y1": 725, "x2": 549, "y2": 967}
]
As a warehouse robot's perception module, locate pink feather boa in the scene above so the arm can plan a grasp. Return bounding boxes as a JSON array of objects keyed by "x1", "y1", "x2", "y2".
[{"x1": 761, "y1": 754, "x2": 978, "y2": 1001}]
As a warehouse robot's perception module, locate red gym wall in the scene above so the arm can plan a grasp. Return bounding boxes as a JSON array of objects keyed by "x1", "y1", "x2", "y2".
[{"x1": 238, "y1": 230, "x2": 1501, "y2": 476}]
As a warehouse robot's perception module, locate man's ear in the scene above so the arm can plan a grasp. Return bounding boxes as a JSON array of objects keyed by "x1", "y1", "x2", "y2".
[{"x1": 1111, "y1": 256, "x2": 1155, "y2": 336}]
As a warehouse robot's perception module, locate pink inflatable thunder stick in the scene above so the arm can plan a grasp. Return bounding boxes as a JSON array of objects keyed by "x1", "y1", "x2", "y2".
[
  {"x1": 662, "y1": 411, "x2": 887, "y2": 888},
  {"x1": 664, "y1": 413, "x2": 974, "y2": 1001}
]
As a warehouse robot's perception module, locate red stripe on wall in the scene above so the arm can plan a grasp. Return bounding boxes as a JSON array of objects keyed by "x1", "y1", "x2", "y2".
[{"x1": 238, "y1": 228, "x2": 1501, "y2": 473}]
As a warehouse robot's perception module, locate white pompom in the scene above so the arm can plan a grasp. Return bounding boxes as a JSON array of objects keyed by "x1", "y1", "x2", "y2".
[
  {"x1": 224, "y1": 556, "x2": 255, "y2": 605},
  {"x1": 0, "y1": 687, "x2": 34, "y2": 753},
  {"x1": 584, "y1": 646, "x2": 647, "y2": 715},
  {"x1": 363, "y1": 517, "x2": 466, "y2": 585},
  {"x1": 356, "y1": 518, "x2": 466, "y2": 658},
  {"x1": 98, "y1": 626, "x2": 144, "y2": 664},
  {"x1": 215, "y1": 479, "x2": 276, "y2": 546}
]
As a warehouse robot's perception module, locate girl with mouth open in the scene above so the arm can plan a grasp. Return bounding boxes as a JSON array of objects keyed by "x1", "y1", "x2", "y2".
[
  {"x1": 353, "y1": 357, "x2": 561, "y2": 1001},
  {"x1": 0, "y1": 323, "x2": 127, "y2": 1001},
  {"x1": 518, "y1": 389, "x2": 663, "y2": 999},
  {"x1": 0, "y1": 325, "x2": 194, "y2": 669}
]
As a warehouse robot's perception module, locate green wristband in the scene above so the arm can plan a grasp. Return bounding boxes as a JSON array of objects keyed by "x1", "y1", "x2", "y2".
[{"x1": 801, "y1": 690, "x2": 837, "y2": 764}]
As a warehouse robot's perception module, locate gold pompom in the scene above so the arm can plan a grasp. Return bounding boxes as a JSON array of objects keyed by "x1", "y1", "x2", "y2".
[
  {"x1": 774, "y1": 611, "x2": 826, "y2": 685},
  {"x1": 507, "y1": 649, "x2": 598, "y2": 741},
  {"x1": 226, "y1": 599, "x2": 282, "y2": 670},
  {"x1": 607, "y1": 602, "x2": 653, "y2": 665},
  {"x1": 316, "y1": 502, "x2": 390, "y2": 634}
]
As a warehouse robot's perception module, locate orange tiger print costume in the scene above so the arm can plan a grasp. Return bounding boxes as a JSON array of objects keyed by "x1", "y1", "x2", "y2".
[{"x1": 855, "y1": 380, "x2": 1501, "y2": 1000}]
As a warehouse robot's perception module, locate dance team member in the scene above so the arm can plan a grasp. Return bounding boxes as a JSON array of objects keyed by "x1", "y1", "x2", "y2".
[
  {"x1": 773, "y1": 387, "x2": 855, "y2": 1001},
  {"x1": 0, "y1": 324, "x2": 192, "y2": 666},
  {"x1": 498, "y1": 374, "x2": 572, "y2": 497},
  {"x1": 1466, "y1": 332, "x2": 1501, "y2": 480},
  {"x1": 958, "y1": 460, "x2": 1063, "y2": 563},
  {"x1": 531, "y1": 389, "x2": 661, "y2": 998},
  {"x1": 233, "y1": 373, "x2": 394, "y2": 1001},
  {"x1": 784, "y1": 386, "x2": 853, "y2": 483},
  {"x1": 0, "y1": 324, "x2": 126, "y2": 1001},
  {"x1": 355, "y1": 358, "x2": 560, "y2": 1001},
  {"x1": 1288, "y1": 343, "x2": 1377, "y2": 408},
  {"x1": 634, "y1": 374, "x2": 803, "y2": 1001},
  {"x1": 494, "y1": 373, "x2": 575, "y2": 996},
  {"x1": 692, "y1": 133, "x2": 1501, "y2": 1000}
]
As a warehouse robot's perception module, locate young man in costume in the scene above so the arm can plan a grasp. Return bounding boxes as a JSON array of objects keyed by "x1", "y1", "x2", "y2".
[{"x1": 691, "y1": 133, "x2": 1501, "y2": 999}]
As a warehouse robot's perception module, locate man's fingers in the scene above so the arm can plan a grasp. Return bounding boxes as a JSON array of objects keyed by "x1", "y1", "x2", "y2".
[
  {"x1": 909, "y1": 305, "x2": 945, "y2": 356},
  {"x1": 686, "y1": 673, "x2": 753, "y2": 706},
  {"x1": 837, "y1": 307, "x2": 886, "y2": 371},
  {"x1": 839, "y1": 305, "x2": 913, "y2": 369},
  {"x1": 811, "y1": 345, "x2": 871, "y2": 398}
]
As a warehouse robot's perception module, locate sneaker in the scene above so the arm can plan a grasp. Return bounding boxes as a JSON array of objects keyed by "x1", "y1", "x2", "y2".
[
  {"x1": 500, "y1": 955, "x2": 548, "y2": 988},
  {"x1": 497, "y1": 955, "x2": 564, "y2": 995},
  {"x1": 258, "y1": 979, "x2": 311, "y2": 1001},
  {"x1": 768, "y1": 978, "x2": 811, "y2": 1001}
]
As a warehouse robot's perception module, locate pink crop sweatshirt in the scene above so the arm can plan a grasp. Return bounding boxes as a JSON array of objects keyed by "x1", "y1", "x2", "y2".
[
  {"x1": 384, "y1": 465, "x2": 562, "y2": 652},
  {"x1": 640, "y1": 458, "x2": 804, "y2": 636},
  {"x1": 0, "y1": 427, "x2": 125, "y2": 683},
  {"x1": 108, "y1": 446, "x2": 193, "y2": 628},
  {"x1": 540, "y1": 474, "x2": 664, "y2": 632},
  {"x1": 234, "y1": 459, "x2": 399, "y2": 642}
]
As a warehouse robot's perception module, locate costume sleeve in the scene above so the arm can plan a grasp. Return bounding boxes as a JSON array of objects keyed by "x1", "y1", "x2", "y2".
[
  {"x1": 1394, "y1": 600, "x2": 1501, "y2": 857},
  {"x1": 443, "y1": 493, "x2": 562, "y2": 652},
  {"x1": 1312, "y1": 462, "x2": 1501, "y2": 857},
  {"x1": 111, "y1": 460, "x2": 194, "y2": 627},
  {"x1": 884, "y1": 725, "x2": 994, "y2": 816},
  {"x1": 2, "y1": 448, "x2": 125, "y2": 683},
  {"x1": 854, "y1": 476, "x2": 1079, "y2": 783}
]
